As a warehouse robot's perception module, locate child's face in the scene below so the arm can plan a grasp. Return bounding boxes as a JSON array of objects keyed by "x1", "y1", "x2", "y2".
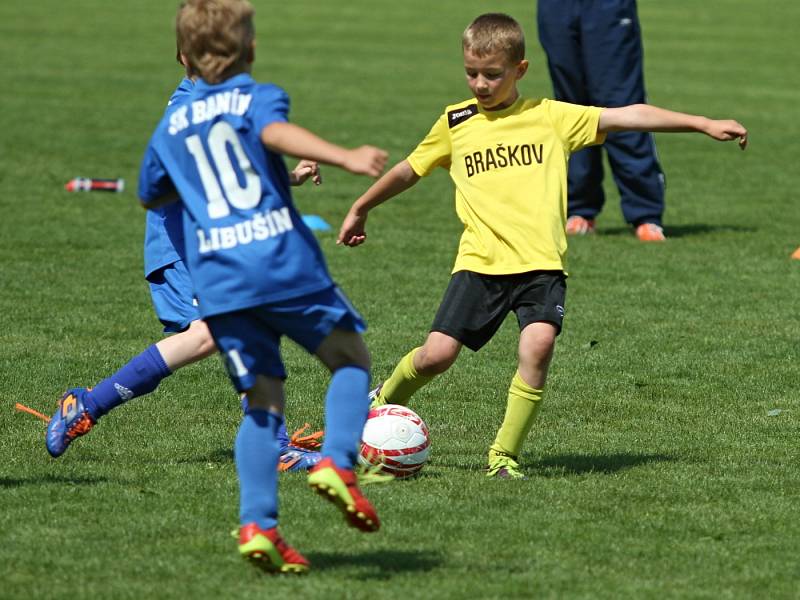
[{"x1": 463, "y1": 49, "x2": 528, "y2": 111}]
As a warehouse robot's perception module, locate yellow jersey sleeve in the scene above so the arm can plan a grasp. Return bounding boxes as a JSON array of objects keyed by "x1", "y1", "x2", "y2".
[
  {"x1": 544, "y1": 100, "x2": 606, "y2": 153},
  {"x1": 407, "y1": 115, "x2": 452, "y2": 176}
]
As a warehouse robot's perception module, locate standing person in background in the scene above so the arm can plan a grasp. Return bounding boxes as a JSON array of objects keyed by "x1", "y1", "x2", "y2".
[{"x1": 537, "y1": 0, "x2": 667, "y2": 241}]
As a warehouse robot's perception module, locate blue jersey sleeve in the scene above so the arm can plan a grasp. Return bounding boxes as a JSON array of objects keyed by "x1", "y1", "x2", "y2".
[
  {"x1": 168, "y1": 77, "x2": 194, "y2": 106},
  {"x1": 139, "y1": 140, "x2": 176, "y2": 203},
  {"x1": 142, "y1": 78, "x2": 195, "y2": 277},
  {"x1": 251, "y1": 84, "x2": 290, "y2": 135},
  {"x1": 140, "y1": 78, "x2": 195, "y2": 204}
]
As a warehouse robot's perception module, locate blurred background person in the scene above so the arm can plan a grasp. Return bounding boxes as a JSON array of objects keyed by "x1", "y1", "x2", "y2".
[{"x1": 537, "y1": 0, "x2": 666, "y2": 241}]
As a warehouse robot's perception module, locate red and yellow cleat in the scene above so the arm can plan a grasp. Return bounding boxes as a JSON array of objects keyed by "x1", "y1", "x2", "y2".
[
  {"x1": 238, "y1": 523, "x2": 309, "y2": 574},
  {"x1": 307, "y1": 457, "x2": 380, "y2": 532}
]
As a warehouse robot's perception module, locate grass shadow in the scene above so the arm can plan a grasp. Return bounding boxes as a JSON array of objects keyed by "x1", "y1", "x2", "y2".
[
  {"x1": 529, "y1": 452, "x2": 674, "y2": 476},
  {"x1": 179, "y1": 447, "x2": 234, "y2": 464},
  {"x1": 600, "y1": 223, "x2": 756, "y2": 238},
  {"x1": 305, "y1": 549, "x2": 444, "y2": 577},
  {"x1": 179, "y1": 450, "x2": 446, "y2": 482},
  {"x1": 0, "y1": 473, "x2": 110, "y2": 488}
]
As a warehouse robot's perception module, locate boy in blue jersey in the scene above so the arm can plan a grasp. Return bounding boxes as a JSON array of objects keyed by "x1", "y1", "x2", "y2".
[
  {"x1": 138, "y1": 0, "x2": 389, "y2": 573},
  {"x1": 46, "y1": 60, "x2": 323, "y2": 473}
]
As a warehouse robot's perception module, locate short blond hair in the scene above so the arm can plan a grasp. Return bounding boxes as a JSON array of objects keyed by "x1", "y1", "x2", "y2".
[
  {"x1": 176, "y1": 0, "x2": 255, "y2": 84},
  {"x1": 462, "y1": 13, "x2": 525, "y2": 64}
]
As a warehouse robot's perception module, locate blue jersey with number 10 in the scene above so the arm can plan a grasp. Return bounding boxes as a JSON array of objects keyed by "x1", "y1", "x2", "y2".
[{"x1": 138, "y1": 73, "x2": 333, "y2": 318}]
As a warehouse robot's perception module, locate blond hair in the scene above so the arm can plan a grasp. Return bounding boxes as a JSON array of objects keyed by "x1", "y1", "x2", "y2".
[
  {"x1": 176, "y1": 0, "x2": 255, "y2": 84},
  {"x1": 462, "y1": 13, "x2": 525, "y2": 64}
]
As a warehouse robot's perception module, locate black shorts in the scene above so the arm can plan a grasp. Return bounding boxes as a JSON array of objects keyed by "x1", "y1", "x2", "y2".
[{"x1": 430, "y1": 270, "x2": 566, "y2": 351}]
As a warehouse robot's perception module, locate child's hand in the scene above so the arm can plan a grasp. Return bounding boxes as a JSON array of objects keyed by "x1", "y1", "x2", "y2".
[
  {"x1": 706, "y1": 119, "x2": 748, "y2": 150},
  {"x1": 337, "y1": 209, "x2": 368, "y2": 246},
  {"x1": 343, "y1": 146, "x2": 388, "y2": 177},
  {"x1": 289, "y1": 160, "x2": 322, "y2": 186}
]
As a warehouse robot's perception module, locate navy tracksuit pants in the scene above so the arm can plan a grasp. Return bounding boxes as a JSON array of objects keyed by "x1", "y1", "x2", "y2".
[{"x1": 537, "y1": 0, "x2": 665, "y2": 226}]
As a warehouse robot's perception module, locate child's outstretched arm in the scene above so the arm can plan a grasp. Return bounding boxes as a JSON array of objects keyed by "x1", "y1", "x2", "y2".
[
  {"x1": 261, "y1": 122, "x2": 387, "y2": 177},
  {"x1": 337, "y1": 160, "x2": 420, "y2": 247},
  {"x1": 598, "y1": 104, "x2": 748, "y2": 149}
]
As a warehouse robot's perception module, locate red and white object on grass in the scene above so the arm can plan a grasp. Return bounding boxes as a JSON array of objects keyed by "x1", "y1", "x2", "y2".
[
  {"x1": 65, "y1": 177, "x2": 125, "y2": 193},
  {"x1": 359, "y1": 404, "x2": 430, "y2": 479}
]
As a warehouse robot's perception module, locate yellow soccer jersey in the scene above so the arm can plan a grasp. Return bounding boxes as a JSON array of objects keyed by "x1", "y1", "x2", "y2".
[{"x1": 407, "y1": 97, "x2": 605, "y2": 275}]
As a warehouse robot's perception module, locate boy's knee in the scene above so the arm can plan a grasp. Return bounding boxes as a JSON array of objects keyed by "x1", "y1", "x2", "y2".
[
  {"x1": 532, "y1": 333, "x2": 556, "y2": 354},
  {"x1": 188, "y1": 320, "x2": 217, "y2": 358},
  {"x1": 416, "y1": 346, "x2": 458, "y2": 375},
  {"x1": 519, "y1": 324, "x2": 557, "y2": 364},
  {"x1": 316, "y1": 330, "x2": 370, "y2": 372}
]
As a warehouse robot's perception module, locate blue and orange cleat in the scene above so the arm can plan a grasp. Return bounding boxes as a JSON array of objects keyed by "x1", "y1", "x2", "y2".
[
  {"x1": 288, "y1": 423, "x2": 324, "y2": 451},
  {"x1": 238, "y1": 523, "x2": 309, "y2": 574},
  {"x1": 278, "y1": 446, "x2": 322, "y2": 473},
  {"x1": 307, "y1": 457, "x2": 380, "y2": 532},
  {"x1": 46, "y1": 388, "x2": 95, "y2": 458}
]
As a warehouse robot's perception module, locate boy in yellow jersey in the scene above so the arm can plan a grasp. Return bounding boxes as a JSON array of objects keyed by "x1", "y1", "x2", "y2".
[{"x1": 338, "y1": 13, "x2": 747, "y2": 479}]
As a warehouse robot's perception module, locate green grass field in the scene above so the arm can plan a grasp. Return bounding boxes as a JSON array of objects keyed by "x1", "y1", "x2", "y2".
[{"x1": 2, "y1": 1, "x2": 799, "y2": 598}]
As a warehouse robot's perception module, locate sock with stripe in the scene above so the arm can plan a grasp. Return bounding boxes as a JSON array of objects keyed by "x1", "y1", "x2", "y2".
[{"x1": 82, "y1": 344, "x2": 172, "y2": 420}]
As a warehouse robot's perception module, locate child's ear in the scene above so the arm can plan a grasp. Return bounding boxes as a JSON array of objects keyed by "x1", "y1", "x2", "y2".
[{"x1": 516, "y1": 59, "x2": 529, "y2": 80}]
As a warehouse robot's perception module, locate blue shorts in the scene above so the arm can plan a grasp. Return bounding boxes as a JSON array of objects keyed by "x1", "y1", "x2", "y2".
[
  {"x1": 205, "y1": 286, "x2": 366, "y2": 392},
  {"x1": 146, "y1": 261, "x2": 200, "y2": 333}
]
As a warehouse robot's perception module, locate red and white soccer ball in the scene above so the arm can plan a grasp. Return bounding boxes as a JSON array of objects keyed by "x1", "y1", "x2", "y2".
[{"x1": 359, "y1": 404, "x2": 430, "y2": 479}]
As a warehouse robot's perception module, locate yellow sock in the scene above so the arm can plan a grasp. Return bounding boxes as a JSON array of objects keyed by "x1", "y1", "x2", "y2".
[
  {"x1": 490, "y1": 371, "x2": 543, "y2": 459},
  {"x1": 375, "y1": 347, "x2": 433, "y2": 406}
]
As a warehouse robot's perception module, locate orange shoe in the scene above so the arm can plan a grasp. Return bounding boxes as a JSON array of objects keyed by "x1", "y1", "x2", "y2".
[
  {"x1": 791, "y1": 246, "x2": 800, "y2": 260},
  {"x1": 238, "y1": 523, "x2": 309, "y2": 574},
  {"x1": 565, "y1": 215, "x2": 596, "y2": 235},
  {"x1": 308, "y1": 457, "x2": 380, "y2": 532},
  {"x1": 635, "y1": 223, "x2": 666, "y2": 242}
]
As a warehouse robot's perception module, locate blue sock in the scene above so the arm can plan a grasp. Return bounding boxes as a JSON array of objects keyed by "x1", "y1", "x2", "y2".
[
  {"x1": 322, "y1": 366, "x2": 370, "y2": 469},
  {"x1": 241, "y1": 395, "x2": 290, "y2": 453},
  {"x1": 236, "y1": 409, "x2": 281, "y2": 529},
  {"x1": 83, "y1": 345, "x2": 171, "y2": 420}
]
